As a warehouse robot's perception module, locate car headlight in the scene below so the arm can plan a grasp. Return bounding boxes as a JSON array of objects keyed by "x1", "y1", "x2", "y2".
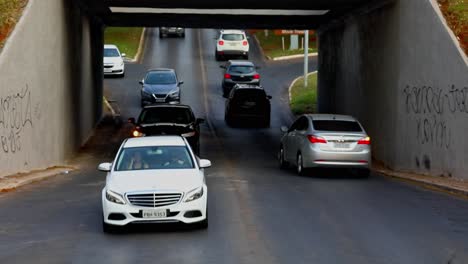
[
  {"x1": 184, "y1": 187, "x2": 204, "y2": 202},
  {"x1": 168, "y1": 90, "x2": 179, "y2": 98},
  {"x1": 106, "y1": 190, "x2": 126, "y2": 205},
  {"x1": 181, "y1": 131, "x2": 196, "y2": 137},
  {"x1": 141, "y1": 90, "x2": 152, "y2": 98}
]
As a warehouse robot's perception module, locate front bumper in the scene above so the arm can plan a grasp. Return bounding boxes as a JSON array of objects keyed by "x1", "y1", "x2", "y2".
[
  {"x1": 301, "y1": 145, "x2": 371, "y2": 169},
  {"x1": 102, "y1": 187, "x2": 207, "y2": 226},
  {"x1": 216, "y1": 50, "x2": 249, "y2": 56},
  {"x1": 104, "y1": 64, "x2": 125, "y2": 75}
]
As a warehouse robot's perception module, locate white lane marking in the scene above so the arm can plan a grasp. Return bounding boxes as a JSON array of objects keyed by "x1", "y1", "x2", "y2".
[{"x1": 110, "y1": 7, "x2": 329, "y2": 16}]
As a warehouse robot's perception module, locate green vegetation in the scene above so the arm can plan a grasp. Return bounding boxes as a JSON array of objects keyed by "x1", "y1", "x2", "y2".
[
  {"x1": 0, "y1": 0, "x2": 28, "y2": 49},
  {"x1": 253, "y1": 30, "x2": 318, "y2": 59},
  {"x1": 104, "y1": 27, "x2": 144, "y2": 59},
  {"x1": 290, "y1": 72, "x2": 318, "y2": 115},
  {"x1": 438, "y1": 0, "x2": 467, "y2": 54}
]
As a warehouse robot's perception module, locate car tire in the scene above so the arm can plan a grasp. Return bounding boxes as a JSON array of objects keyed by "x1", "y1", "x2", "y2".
[
  {"x1": 261, "y1": 115, "x2": 270, "y2": 128},
  {"x1": 119, "y1": 72, "x2": 125, "y2": 78},
  {"x1": 297, "y1": 153, "x2": 306, "y2": 176},
  {"x1": 159, "y1": 32, "x2": 163, "y2": 38},
  {"x1": 279, "y1": 147, "x2": 288, "y2": 169},
  {"x1": 357, "y1": 168, "x2": 370, "y2": 178},
  {"x1": 180, "y1": 33, "x2": 185, "y2": 38},
  {"x1": 102, "y1": 220, "x2": 119, "y2": 234},
  {"x1": 215, "y1": 52, "x2": 220, "y2": 61}
]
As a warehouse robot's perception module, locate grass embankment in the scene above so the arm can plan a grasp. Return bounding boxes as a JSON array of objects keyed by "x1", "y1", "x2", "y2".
[
  {"x1": 104, "y1": 27, "x2": 144, "y2": 59},
  {"x1": 438, "y1": 0, "x2": 468, "y2": 55},
  {"x1": 290, "y1": 72, "x2": 318, "y2": 115},
  {"x1": 253, "y1": 30, "x2": 318, "y2": 59},
  {"x1": 0, "y1": 0, "x2": 28, "y2": 50}
]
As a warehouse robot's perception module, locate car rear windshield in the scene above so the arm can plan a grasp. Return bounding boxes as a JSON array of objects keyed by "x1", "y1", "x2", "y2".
[
  {"x1": 145, "y1": 72, "x2": 176, "y2": 85},
  {"x1": 234, "y1": 89, "x2": 266, "y2": 101},
  {"x1": 312, "y1": 120, "x2": 363, "y2": 132},
  {"x1": 104, "y1": 48, "x2": 120, "y2": 57},
  {"x1": 229, "y1": 65, "x2": 255, "y2": 74},
  {"x1": 115, "y1": 146, "x2": 194, "y2": 171},
  {"x1": 222, "y1": 34, "x2": 245, "y2": 41},
  {"x1": 138, "y1": 107, "x2": 192, "y2": 124}
]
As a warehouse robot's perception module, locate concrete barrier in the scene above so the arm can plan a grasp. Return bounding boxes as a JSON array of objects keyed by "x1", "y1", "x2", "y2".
[
  {"x1": 0, "y1": 0, "x2": 103, "y2": 178},
  {"x1": 318, "y1": 0, "x2": 468, "y2": 179}
]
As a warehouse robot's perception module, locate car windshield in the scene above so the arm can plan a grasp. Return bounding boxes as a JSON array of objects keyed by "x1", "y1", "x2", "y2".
[
  {"x1": 145, "y1": 72, "x2": 177, "y2": 85},
  {"x1": 115, "y1": 146, "x2": 194, "y2": 171},
  {"x1": 104, "y1": 48, "x2": 120, "y2": 57},
  {"x1": 222, "y1": 34, "x2": 245, "y2": 41},
  {"x1": 312, "y1": 120, "x2": 363, "y2": 132},
  {"x1": 229, "y1": 65, "x2": 255, "y2": 74},
  {"x1": 138, "y1": 107, "x2": 192, "y2": 124},
  {"x1": 234, "y1": 89, "x2": 266, "y2": 101}
]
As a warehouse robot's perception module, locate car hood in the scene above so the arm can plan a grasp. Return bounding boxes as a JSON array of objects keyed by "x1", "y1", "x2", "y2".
[
  {"x1": 103, "y1": 57, "x2": 123, "y2": 65},
  {"x1": 107, "y1": 169, "x2": 203, "y2": 194},
  {"x1": 142, "y1": 84, "x2": 178, "y2": 94}
]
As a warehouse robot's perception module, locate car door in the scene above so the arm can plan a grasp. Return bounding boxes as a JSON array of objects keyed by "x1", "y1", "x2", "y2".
[
  {"x1": 284, "y1": 119, "x2": 300, "y2": 162},
  {"x1": 294, "y1": 117, "x2": 309, "y2": 157}
]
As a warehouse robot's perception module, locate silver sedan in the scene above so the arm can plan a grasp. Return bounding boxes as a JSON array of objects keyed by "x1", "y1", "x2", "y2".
[{"x1": 279, "y1": 114, "x2": 371, "y2": 176}]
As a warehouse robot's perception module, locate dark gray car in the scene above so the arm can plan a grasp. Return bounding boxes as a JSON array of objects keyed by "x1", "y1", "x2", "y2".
[
  {"x1": 159, "y1": 27, "x2": 185, "y2": 38},
  {"x1": 139, "y1": 69, "x2": 184, "y2": 107},
  {"x1": 220, "y1": 60, "x2": 260, "y2": 97}
]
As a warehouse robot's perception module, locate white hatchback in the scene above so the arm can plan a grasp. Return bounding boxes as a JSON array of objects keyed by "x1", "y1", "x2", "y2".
[
  {"x1": 215, "y1": 30, "x2": 249, "y2": 60},
  {"x1": 103, "y1": 44, "x2": 125, "y2": 77},
  {"x1": 98, "y1": 136, "x2": 211, "y2": 232}
]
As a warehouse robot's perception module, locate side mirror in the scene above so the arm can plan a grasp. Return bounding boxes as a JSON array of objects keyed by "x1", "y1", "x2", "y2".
[
  {"x1": 199, "y1": 159, "x2": 212, "y2": 169},
  {"x1": 139, "y1": 80, "x2": 144, "y2": 85},
  {"x1": 267, "y1": 95, "x2": 272, "y2": 100},
  {"x1": 179, "y1": 81, "x2": 184, "y2": 85},
  {"x1": 121, "y1": 53, "x2": 127, "y2": 57},
  {"x1": 255, "y1": 66, "x2": 261, "y2": 70},
  {"x1": 281, "y1": 126, "x2": 289, "y2": 133},
  {"x1": 219, "y1": 65, "x2": 226, "y2": 69},
  {"x1": 196, "y1": 118, "x2": 205, "y2": 124},
  {"x1": 128, "y1": 117, "x2": 136, "y2": 124},
  {"x1": 98, "y1": 162, "x2": 112, "y2": 172}
]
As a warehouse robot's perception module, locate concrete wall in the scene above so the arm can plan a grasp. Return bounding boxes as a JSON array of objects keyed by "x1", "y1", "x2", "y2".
[
  {"x1": 0, "y1": 0, "x2": 104, "y2": 177},
  {"x1": 318, "y1": 0, "x2": 468, "y2": 179}
]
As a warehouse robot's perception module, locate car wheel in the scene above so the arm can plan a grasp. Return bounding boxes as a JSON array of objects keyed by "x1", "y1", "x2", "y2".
[
  {"x1": 140, "y1": 101, "x2": 146, "y2": 108},
  {"x1": 357, "y1": 168, "x2": 370, "y2": 178},
  {"x1": 261, "y1": 115, "x2": 270, "y2": 128},
  {"x1": 102, "y1": 220, "x2": 119, "y2": 234},
  {"x1": 279, "y1": 147, "x2": 288, "y2": 169},
  {"x1": 244, "y1": 55, "x2": 249, "y2": 60},
  {"x1": 215, "y1": 52, "x2": 220, "y2": 61},
  {"x1": 297, "y1": 153, "x2": 305, "y2": 176},
  {"x1": 120, "y1": 72, "x2": 125, "y2": 78},
  {"x1": 159, "y1": 32, "x2": 163, "y2": 38}
]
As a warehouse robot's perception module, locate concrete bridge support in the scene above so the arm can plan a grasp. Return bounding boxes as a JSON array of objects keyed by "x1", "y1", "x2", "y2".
[{"x1": 317, "y1": 0, "x2": 468, "y2": 179}]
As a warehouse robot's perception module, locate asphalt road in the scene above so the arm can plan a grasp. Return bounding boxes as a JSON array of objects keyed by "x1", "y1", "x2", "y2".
[{"x1": 1, "y1": 28, "x2": 468, "y2": 264}]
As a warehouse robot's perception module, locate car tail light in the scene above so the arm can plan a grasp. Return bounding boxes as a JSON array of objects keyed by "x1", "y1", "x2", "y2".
[
  {"x1": 307, "y1": 135, "x2": 327, "y2": 144},
  {"x1": 218, "y1": 40, "x2": 224, "y2": 45},
  {"x1": 224, "y1": 73, "x2": 231, "y2": 79},
  {"x1": 253, "y1": 74, "x2": 260, "y2": 79},
  {"x1": 242, "y1": 41, "x2": 248, "y2": 46},
  {"x1": 357, "y1": 137, "x2": 371, "y2": 145}
]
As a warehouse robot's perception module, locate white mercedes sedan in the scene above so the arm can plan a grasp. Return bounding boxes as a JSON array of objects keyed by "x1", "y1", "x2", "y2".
[{"x1": 98, "y1": 136, "x2": 211, "y2": 232}]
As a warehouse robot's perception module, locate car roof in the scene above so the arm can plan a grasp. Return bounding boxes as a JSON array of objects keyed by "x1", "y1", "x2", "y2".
[
  {"x1": 228, "y1": 60, "x2": 255, "y2": 66},
  {"x1": 305, "y1": 114, "x2": 358, "y2": 122},
  {"x1": 233, "y1": 84, "x2": 263, "y2": 90},
  {"x1": 123, "y1": 136, "x2": 186, "y2": 148},
  {"x1": 104, "y1": 44, "x2": 118, "y2": 49},
  {"x1": 220, "y1": 29, "x2": 246, "y2": 34},
  {"x1": 142, "y1": 104, "x2": 192, "y2": 111},
  {"x1": 147, "y1": 68, "x2": 175, "y2": 73}
]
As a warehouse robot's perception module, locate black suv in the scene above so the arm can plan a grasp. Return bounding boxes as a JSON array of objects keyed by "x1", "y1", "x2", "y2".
[
  {"x1": 129, "y1": 104, "x2": 204, "y2": 154},
  {"x1": 224, "y1": 84, "x2": 272, "y2": 127},
  {"x1": 139, "y1": 68, "x2": 184, "y2": 107},
  {"x1": 220, "y1": 60, "x2": 260, "y2": 97}
]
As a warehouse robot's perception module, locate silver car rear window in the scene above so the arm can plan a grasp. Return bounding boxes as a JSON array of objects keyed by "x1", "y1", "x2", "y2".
[{"x1": 312, "y1": 120, "x2": 362, "y2": 132}]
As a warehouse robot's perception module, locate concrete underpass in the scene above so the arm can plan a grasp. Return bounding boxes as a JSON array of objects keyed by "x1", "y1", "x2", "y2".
[{"x1": 0, "y1": 0, "x2": 467, "y2": 263}]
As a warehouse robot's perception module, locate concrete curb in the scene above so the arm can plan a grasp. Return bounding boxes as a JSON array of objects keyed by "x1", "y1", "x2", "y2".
[
  {"x1": 124, "y1": 28, "x2": 147, "y2": 63},
  {"x1": 271, "y1": 52, "x2": 318, "y2": 61},
  {"x1": 0, "y1": 166, "x2": 75, "y2": 192},
  {"x1": 374, "y1": 166, "x2": 468, "y2": 199},
  {"x1": 288, "y1": 71, "x2": 318, "y2": 103}
]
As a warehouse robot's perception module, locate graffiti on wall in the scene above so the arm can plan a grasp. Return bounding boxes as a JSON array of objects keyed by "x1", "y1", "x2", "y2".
[
  {"x1": 0, "y1": 85, "x2": 33, "y2": 154},
  {"x1": 403, "y1": 85, "x2": 468, "y2": 149}
]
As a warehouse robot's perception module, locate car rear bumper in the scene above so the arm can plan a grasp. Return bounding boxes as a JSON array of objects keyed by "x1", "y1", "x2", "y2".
[
  {"x1": 302, "y1": 147, "x2": 371, "y2": 169},
  {"x1": 217, "y1": 50, "x2": 248, "y2": 56},
  {"x1": 102, "y1": 187, "x2": 207, "y2": 226},
  {"x1": 223, "y1": 79, "x2": 260, "y2": 89}
]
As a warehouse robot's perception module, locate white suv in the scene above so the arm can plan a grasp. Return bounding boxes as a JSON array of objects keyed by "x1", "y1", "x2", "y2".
[
  {"x1": 103, "y1": 44, "x2": 125, "y2": 77},
  {"x1": 98, "y1": 136, "x2": 211, "y2": 232},
  {"x1": 215, "y1": 30, "x2": 249, "y2": 61}
]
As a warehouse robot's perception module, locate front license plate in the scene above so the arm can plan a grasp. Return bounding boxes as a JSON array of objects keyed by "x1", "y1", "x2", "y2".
[
  {"x1": 104, "y1": 69, "x2": 112, "y2": 73},
  {"x1": 155, "y1": 99, "x2": 165, "y2": 102},
  {"x1": 142, "y1": 209, "x2": 167, "y2": 219},
  {"x1": 334, "y1": 143, "x2": 350, "y2": 149}
]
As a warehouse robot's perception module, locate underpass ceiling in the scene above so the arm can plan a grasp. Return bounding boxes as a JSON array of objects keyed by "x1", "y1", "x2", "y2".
[{"x1": 77, "y1": 0, "x2": 389, "y2": 28}]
